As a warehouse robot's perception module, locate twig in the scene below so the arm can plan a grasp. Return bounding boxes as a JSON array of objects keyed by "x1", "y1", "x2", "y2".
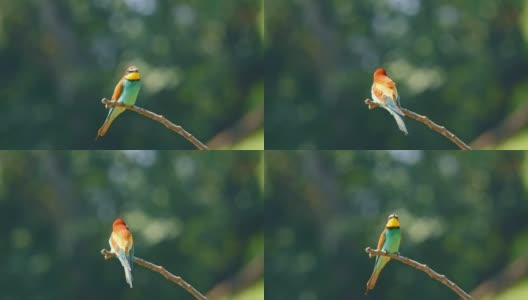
[
  {"x1": 206, "y1": 255, "x2": 264, "y2": 299},
  {"x1": 101, "y1": 98, "x2": 209, "y2": 150},
  {"x1": 101, "y1": 249, "x2": 208, "y2": 300},
  {"x1": 469, "y1": 102, "x2": 528, "y2": 148},
  {"x1": 206, "y1": 105, "x2": 264, "y2": 149},
  {"x1": 470, "y1": 254, "x2": 528, "y2": 299},
  {"x1": 365, "y1": 247, "x2": 473, "y2": 300},
  {"x1": 364, "y1": 99, "x2": 472, "y2": 150}
]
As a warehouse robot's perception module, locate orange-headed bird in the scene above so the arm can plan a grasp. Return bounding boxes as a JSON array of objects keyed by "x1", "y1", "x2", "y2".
[
  {"x1": 109, "y1": 218, "x2": 135, "y2": 288},
  {"x1": 371, "y1": 68, "x2": 408, "y2": 135}
]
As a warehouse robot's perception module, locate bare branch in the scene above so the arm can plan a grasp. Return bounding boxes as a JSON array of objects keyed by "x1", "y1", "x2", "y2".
[
  {"x1": 101, "y1": 98, "x2": 209, "y2": 150},
  {"x1": 470, "y1": 254, "x2": 528, "y2": 299},
  {"x1": 364, "y1": 99, "x2": 471, "y2": 150},
  {"x1": 206, "y1": 105, "x2": 264, "y2": 149},
  {"x1": 469, "y1": 101, "x2": 528, "y2": 148},
  {"x1": 365, "y1": 247, "x2": 473, "y2": 300},
  {"x1": 206, "y1": 255, "x2": 264, "y2": 299},
  {"x1": 101, "y1": 249, "x2": 208, "y2": 300}
]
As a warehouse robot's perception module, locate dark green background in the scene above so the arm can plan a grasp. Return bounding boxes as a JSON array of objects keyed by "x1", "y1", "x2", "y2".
[
  {"x1": 0, "y1": 0, "x2": 263, "y2": 149},
  {"x1": 266, "y1": 0, "x2": 528, "y2": 149},
  {"x1": 0, "y1": 151, "x2": 263, "y2": 300},
  {"x1": 265, "y1": 151, "x2": 528, "y2": 299}
]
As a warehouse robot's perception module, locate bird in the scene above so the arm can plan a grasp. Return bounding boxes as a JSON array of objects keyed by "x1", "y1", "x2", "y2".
[
  {"x1": 96, "y1": 66, "x2": 141, "y2": 140},
  {"x1": 109, "y1": 218, "x2": 135, "y2": 288},
  {"x1": 371, "y1": 68, "x2": 408, "y2": 135},
  {"x1": 365, "y1": 213, "x2": 401, "y2": 293}
]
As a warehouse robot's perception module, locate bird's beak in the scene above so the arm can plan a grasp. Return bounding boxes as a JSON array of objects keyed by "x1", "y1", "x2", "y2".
[{"x1": 125, "y1": 71, "x2": 140, "y2": 81}]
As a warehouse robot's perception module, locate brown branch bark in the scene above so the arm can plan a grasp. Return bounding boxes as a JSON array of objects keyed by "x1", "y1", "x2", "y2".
[
  {"x1": 101, "y1": 249, "x2": 208, "y2": 300},
  {"x1": 364, "y1": 99, "x2": 472, "y2": 150},
  {"x1": 470, "y1": 255, "x2": 528, "y2": 299},
  {"x1": 206, "y1": 105, "x2": 264, "y2": 149},
  {"x1": 101, "y1": 98, "x2": 209, "y2": 150},
  {"x1": 469, "y1": 102, "x2": 528, "y2": 148},
  {"x1": 365, "y1": 247, "x2": 473, "y2": 300},
  {"x1": 205, "y1": 255, "x2": 264, "y2": 299}
]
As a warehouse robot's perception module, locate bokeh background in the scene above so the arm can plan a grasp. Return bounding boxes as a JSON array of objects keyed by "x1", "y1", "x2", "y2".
[
  {"x1": 0, "y1": 0, "x2": 263, "y2": 149},
  {"x1": 266, "y1": 150, "x2": 528, "y2": 299},
  {"x1": 0, "y1": 151, "x2": 263, "y2": 300},
  {"x1": 266, "y1": 0, "x2": 528, "y2": 149}
]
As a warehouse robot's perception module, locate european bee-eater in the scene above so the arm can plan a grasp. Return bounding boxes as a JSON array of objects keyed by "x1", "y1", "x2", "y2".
[
  {"x1": 96, "y1": 66, "x2": 141, "y2": 140},
  {"x1": 371, "y1": 68, "x2": 408, "y2": 135},
  {"x1": 109, "y1": 218, "x2": 135, "y2": 288},
  {"x1": 365, "y1": 213, "x2": 401, "y2": 293}
]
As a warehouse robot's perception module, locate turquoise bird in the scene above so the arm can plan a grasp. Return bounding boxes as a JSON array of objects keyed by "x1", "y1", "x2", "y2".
[
  {"x1": 96, "y1": 66, "x2": 141, "y2": 139},
  {"x1": 365, "y1": 213, "x2": 401, "y2": 293}
]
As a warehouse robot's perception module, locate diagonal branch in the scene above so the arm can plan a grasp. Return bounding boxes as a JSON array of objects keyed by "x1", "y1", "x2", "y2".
[
  {"x1": 101, "y1": 249, "x2": 208, "y2": 300},
  {"x1": 364, "y1": 99, "x2": 471, "y2": 150},
  {"x1": 365, "y1": 247, "x2": 473, "y2": 300},
  {"x1": 470, "y1": 254, "x2": 528, "y2": 299},
  {"x1": 101, "y1": 98, "x2": 209, "y2": 150},
  {"x1": 469, "y1": 101, "x2": 528, "y2": 148},
  {"x1": 206, "y1": 255, "x2": 264, "y2": 299}
]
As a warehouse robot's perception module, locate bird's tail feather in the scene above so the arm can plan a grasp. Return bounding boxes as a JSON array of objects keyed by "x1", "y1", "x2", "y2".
[
  {"x1": 386, "y1": 100, "x2": 405, "y2": 116},
  {"x1": 124, "y1": 268, "x2": 133, "y2": 288},
  {"x1": 96, "y1": 118, "x2": 114, "y2": 140},
  {"x1": 96, "y1": 106, "x2": 124, "y2": 140},
  {"x1": 386, "y1": 109, "x2": 408, "y2": 135},
  {"x1": 365, "y1": 256, "x2": 391, "y2": 294},
  {"x1": 365, "y1": 269, "x2": 380, "y2": 294},
  {"x1": 116, "y1": 252, "x2": 133, "y2": 288}
]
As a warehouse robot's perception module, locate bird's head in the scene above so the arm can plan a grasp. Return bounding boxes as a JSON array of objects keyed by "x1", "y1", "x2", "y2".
[
  {"x1": 374, "y1": 68, "x2": 388, "y2": 78},
  {"x1": 124, "y1": 66, "x2": 140, "y2": 81},
  {"x1": 386, "y1": 214, "x2": 400, "y2": 228},
  {"x1": 113, "y1": 218, "x2": 128, "y2": 229}
]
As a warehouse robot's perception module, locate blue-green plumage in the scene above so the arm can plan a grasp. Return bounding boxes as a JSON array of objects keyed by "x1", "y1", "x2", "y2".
[
  {"x1": 96, "y1": 66, "x2": 141, "y2": 139},
  {"x1": 366, "y1": 214, "x2": 401, "y2": 293},
  {"x1": 104, "y1": 79, "x2": 141, "y2": 124}
]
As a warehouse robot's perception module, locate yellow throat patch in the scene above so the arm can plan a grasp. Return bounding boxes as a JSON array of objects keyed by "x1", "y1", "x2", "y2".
[
  {"x1": 125, "y1": 71, "x2": 140, "y2": 81},
  {"x1": 386, "y1": 215, "x2": 400, "y2": 228}
]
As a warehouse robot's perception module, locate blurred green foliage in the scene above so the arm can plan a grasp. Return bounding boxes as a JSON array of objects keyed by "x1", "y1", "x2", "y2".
[
  {"x1": 265, "y1": 151, "x2": 528, "y2": 299},
  {"x1": 266, "y1": 0, "x2": 528, "y2": 149},
  {"x1": 0, "y1": 151, "x2": 263, "y2": 300},
  {"x1": 0, "y1": 0, "x2": 262, "y2": 149}
]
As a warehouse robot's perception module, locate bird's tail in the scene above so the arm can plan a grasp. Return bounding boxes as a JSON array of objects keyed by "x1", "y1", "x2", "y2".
[
  {"x1": 116, "y1": 252, "x2": 133, "y2": 288},
  {"x1": 365, "y1": 268, "x2": 380, "y2": 294},
  {"x1": 386, "y1": 108, "x2": 408, "y2": 135},
  {"x1": 95, "y1": 106, "x2": 123, "y2": 140},
  {"x1": 95, "y1": 118, "x2": 114, "y2": 140},
  {"x1": 365, "y1": 256, "x2": 390, "y2": 294}
]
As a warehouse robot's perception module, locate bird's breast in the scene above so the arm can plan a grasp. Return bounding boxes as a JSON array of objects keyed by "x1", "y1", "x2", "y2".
[{"x1": 119, "y1": 80, "x2": 141, "y2": 105}]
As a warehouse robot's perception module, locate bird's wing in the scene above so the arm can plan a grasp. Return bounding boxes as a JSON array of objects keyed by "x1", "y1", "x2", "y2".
[
  {"x1": 371, "y1": 84, "x2": 386, "y2": 103},
  {"x1": 374, "y1": 80, "x2": 398, "y2": 100},
  {"x1": 129, "y1": 245, "x2": 134, "y2": 270},
  {"x1": 111, "y1": 77, "x2": 125, "y2": 101},
  {"x1": 109, "y1": 233, "x2": 121, "y2": 252},
  {"x1": 376, "y1": 228, "x2": 386, "y2": 250}
]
